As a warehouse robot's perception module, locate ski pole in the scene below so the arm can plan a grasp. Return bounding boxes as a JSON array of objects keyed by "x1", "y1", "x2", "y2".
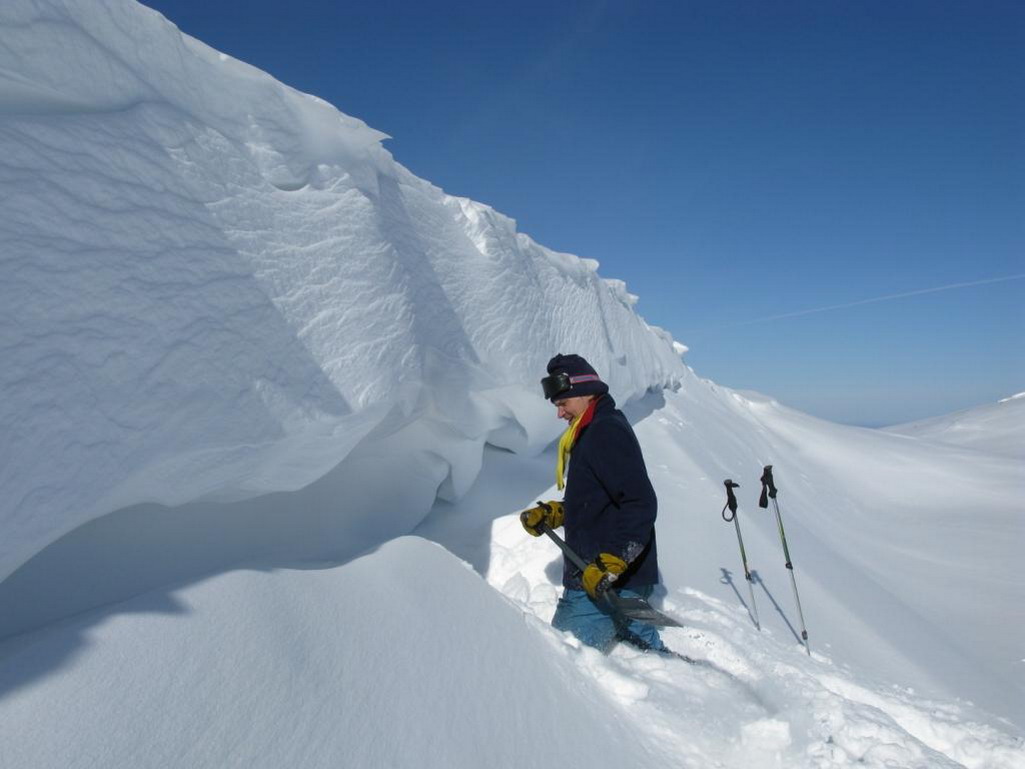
[
  {"x1": 537, "y1": 522, "x2": 681, "y2": 628},
  {"x1": 722, "y1": 480, "x2": 760, "y2": 630},
  {"x1": 759, "y1": 465, "x2": 810, "y2": 655}
]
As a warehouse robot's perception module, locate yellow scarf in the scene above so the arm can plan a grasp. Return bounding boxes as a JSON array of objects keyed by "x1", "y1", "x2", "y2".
[{"x1": 555, "y1": 412, "x2": 583, "y2": 490}]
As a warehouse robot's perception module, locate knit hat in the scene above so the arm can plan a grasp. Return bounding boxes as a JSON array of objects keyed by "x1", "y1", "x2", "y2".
[{"x1": 542, "y1": 353, "x2": 609, "y2": 401}]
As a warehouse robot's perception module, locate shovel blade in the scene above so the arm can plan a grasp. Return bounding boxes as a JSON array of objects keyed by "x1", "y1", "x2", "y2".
[{"x1": 607, "y1": 593, "x2": 683, "y2": 627}]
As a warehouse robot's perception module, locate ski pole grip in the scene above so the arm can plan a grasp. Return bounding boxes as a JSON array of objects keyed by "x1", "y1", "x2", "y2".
[
  {"x1": 723, "y1": 479, "x2": 739, "y2": 521},
  {"x1": 759, "y1": 465, "x2": 777, "y2": 508}
]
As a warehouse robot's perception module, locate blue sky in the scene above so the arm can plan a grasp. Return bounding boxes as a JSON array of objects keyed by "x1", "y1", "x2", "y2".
[{"x1": 144, "y1": 0, "x2": 1023, "y2": 426}]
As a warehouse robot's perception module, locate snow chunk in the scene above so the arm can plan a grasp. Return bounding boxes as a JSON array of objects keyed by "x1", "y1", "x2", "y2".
[{"x1": 737, "y1": 719, "x2": 792, "y2": 767}]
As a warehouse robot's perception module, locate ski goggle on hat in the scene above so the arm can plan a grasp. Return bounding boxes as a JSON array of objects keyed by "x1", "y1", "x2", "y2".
[{"x1": 540, "y1": 372, "x2": 601, "y2": 400}]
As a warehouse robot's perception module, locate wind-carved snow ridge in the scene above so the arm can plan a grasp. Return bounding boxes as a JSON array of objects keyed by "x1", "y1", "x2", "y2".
[{"x1": 0, "y1": 0, "x2": 685, "y2": 589}]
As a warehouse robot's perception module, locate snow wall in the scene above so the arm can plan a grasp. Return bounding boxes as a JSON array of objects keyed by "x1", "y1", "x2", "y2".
[{"x1": 0, "y1": 0, "x2": 685, "y2": 588}]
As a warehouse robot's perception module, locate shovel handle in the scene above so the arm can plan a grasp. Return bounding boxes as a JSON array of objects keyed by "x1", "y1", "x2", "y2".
[{"x1": 538, "y1": 522, "x2": 589, "y2": 573}]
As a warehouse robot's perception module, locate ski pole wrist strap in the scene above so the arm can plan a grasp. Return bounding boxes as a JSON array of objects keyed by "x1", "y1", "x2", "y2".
[{"x1": 722, "y1": 479, "x2": 739, "y2": 522}]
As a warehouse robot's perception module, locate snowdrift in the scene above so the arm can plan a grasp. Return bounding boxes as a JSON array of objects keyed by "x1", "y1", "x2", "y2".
[
  {"x1": 6, "y1": 531, "x2": 1022, "y2": 769},
  {"x1": 0, "y1": 0, "x2": 684, "y2": 585},
  {"x1": 0, "y1": 537, "x2": 661, "y2": 768}
]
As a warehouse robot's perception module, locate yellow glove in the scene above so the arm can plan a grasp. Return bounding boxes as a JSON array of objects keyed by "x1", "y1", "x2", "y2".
[
  {"x1": 519, "y1": 500, "x2": 565, "y2": 537},
  {"x1": 581, "y1": 553, "x2": 628, "y2": 599}
]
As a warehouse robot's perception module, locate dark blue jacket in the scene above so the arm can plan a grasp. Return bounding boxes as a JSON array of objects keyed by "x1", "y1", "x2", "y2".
[{"x1": 562, "y1": 395, "x2": 659, "y2": 590}]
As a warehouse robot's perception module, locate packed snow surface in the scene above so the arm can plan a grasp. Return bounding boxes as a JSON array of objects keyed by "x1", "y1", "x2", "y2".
[{"x1": 1, "y1": 2, "x2": 1023, "y2": 768}]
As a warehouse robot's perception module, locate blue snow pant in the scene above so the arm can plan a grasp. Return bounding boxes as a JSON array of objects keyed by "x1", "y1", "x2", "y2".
[{"x1": 551, "y1": 587, "x2": 666, "y2": 654}]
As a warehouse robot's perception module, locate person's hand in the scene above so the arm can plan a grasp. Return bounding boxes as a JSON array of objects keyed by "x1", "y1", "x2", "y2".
[
  {"x1": 519, "y1": 500, "x2": 564, "y2": 536},
  {"x1": 581, "y1": 553, "x2": 628, "y2": 599}
]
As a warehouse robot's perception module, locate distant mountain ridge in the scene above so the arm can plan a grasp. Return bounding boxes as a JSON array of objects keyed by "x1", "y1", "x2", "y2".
[{"x1": 885, "y1": 393, "x2": 1025, "y2": 459}]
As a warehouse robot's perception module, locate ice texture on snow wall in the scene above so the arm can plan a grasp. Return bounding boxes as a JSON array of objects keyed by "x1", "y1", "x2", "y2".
[{"x1": 0, "y1": 0, "x2": 685, "y2": 582}]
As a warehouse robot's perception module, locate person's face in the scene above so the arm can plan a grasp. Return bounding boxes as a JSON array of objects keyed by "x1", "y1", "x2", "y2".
[{"x1": 554, "y1": 395, "x2": 593, "y2": 422}]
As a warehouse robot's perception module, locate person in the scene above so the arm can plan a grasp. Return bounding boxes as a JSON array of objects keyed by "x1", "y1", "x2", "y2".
[{"x1": 520, "y1": 353, "x2": 665, "y2": 653}]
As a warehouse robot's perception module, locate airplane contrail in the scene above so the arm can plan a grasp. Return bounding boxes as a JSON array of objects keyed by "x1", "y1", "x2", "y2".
[{"x1": 721, "y1": 273, "x2": 1025, "y2": 328}]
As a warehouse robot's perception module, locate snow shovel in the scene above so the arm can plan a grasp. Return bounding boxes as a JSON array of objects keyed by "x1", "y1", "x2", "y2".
[{"x1": 538, "y1": 523, "x2": 681, "y2": 628}]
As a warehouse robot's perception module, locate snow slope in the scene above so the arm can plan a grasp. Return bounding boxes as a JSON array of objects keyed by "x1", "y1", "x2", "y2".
[
  {"x1": 885, "y1": 392, "x2": 1025, "y2": 459},
  {"x1": 417, "y1": 382, "x2": 1025, "y2": 730},
  {"x1": 1, "y1": 2, "x2": 1023, "y2": 767},
  {"x1": 3, "y1": 393, "x2": 1023, "y2": 768}
]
